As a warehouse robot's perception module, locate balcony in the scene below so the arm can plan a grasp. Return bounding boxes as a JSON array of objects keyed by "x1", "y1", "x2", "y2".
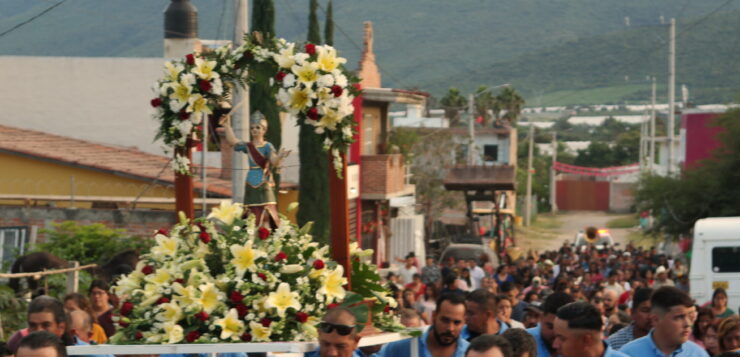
[{"x1": 360, "y1": 154, "x2": 415, "y2": 200}]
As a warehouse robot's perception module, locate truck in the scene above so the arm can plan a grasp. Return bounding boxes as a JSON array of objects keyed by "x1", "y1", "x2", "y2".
[{"x1": 689, "y1": 216, "x2": 740, "y2": 311}]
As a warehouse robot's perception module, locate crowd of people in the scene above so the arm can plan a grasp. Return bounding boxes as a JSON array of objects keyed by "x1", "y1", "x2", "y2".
[{"x1": 5, "y1": 241, "x2": 740, "y2": 357}]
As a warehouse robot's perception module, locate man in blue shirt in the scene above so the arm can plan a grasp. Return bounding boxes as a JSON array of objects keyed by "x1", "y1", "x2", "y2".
[
  {"x1": 606, "y1": 287, "x2": 653, "y2": 350},
  {"x1": 374, "y1": 293, "x2": 469, "y2": 357},
  {"x1": 553, "y1": 301, "x2": 628, "y2": 357},
  {"x1": 526, "y1": 292, "x2": 574, "y2": 357},
  {"x1": 305, "y1": 307, "x2": 364, "y2": 357},
  {"x1": 461, "y1": 289, "x2": 509, "y2": 341},
  {"x1": 619, "y1": 286, "x2": 708, "y2": 357}
]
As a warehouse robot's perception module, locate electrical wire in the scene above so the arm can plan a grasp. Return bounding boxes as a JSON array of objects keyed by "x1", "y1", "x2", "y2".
[{"x1": 0, "y1": 0, "x2": 66, "y2": 39}]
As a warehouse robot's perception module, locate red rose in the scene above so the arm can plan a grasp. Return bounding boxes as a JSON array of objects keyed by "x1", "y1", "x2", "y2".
[
  {"x1": 120, "y1": 301, "x2": 134, "y2": 316},
  {"x1": 230, "y1": 291, "x2": 244, "y2": 304},
  {"x1": 198, "y1": 79, "x2": 212, "y2": 93},
  {"x1": 156, "y1": 228, "x2": 169, "y2": 236},
  {"x1": 275, "y1": 71, "x2": 287, "y2": 81},
  {"x1": 186, "y1": 330, "x2": 201, "y2": 343},
  {"x1": 305, "y1": 43, "x2": 316, "y2": 56},
  {"x1": 150, "y1": 98, "x2": 162, "y2": 108},
  {"x1": 331, "y1": 85, "x2": 343, "y2": 97},
  {"x1": 383, "y1": 305, "x2": 391, "y2": 313},
  {"x1": 296, "y1": 312, "x2": 309, "y2": 323},
  {"x1": 258, "y1": 227, "x2": 271, "y2": 240},
  {"x1": 327, "y1": 303, "x2": 339, "y2": 309},
  {"x1": 274, "y1": 251, "x2": 287, "y2": 262},
  {"x1": 157, "y1": 297, "x2": 170, "y2": 305},
  {"x1": 179, "y1": 111, "x2": 190, "y2": 120},
  {"x1": 199, "y1": 231, "x2": 211, "y2": 244},
  {"x1": 134, "y1": 332, "x2": 143, "y2": 340},
  {"x1": 312, "y1": 260, "x2": 325, "y2": 270},
  {"x1": 195, "y1": 311, "x2": 209, "y2": 321},
  {"x1": 185, "y1": 54, "x2": 195, "y2": 65},
  {"x1": 175, "y1": 278, "x2": 185, "y2": 284},
  {"x1": 236, "y1": 304, "x2": 249, "y2": 317},
  {"x1": 142, "y1": 265, "x2": 154, "y2": 275},
  {"x1": 241, "y1": 333, "x2": 252, "y2": 342},
  {"x1": 242, "y1": 50, "x2": 253, "y2": 62},
  {"x1": 307, "y1": 107, "x2": 319, "y2": 120},
  {"x1": 258, "y1": 272, "x2": 267, "y2": 280},
  {"x1": 260, "y1": 318, "x2": 272, "y2": 327},
  {"x1": 118, "y1": 320, "x2": 129, "y2": 328}
]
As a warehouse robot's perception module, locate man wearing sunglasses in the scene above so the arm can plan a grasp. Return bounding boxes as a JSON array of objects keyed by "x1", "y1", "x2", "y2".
[
  {"x1": 306, "y1": 307, "x2": 363, "y2": 357},
  {"x1": 373, "y1": 292, "x2": 469, "y2": 357}
]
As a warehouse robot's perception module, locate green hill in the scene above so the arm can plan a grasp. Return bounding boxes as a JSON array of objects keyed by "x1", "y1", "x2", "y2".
[{"x1": 1, "y1": 0, "x2": 739, "y2": 105}]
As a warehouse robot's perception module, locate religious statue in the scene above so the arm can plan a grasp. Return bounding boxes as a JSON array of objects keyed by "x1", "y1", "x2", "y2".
[{"x1": 221, "y1": 112, "x2": 290, "y2": 228}]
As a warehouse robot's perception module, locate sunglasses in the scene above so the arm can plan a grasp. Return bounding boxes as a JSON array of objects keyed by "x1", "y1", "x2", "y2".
[{"x1": 319, "y1": 322, "x2": 355, "y2": 336}]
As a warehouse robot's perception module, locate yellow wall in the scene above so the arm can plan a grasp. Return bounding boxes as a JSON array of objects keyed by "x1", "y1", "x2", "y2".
[{"x1": 0, "y1": 152, "x2": 175, "y2": 209}]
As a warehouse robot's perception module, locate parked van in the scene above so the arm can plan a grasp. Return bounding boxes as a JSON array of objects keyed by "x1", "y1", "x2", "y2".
[{"x1": 689, "y1": 217, "x2": 740, "y2": 311}]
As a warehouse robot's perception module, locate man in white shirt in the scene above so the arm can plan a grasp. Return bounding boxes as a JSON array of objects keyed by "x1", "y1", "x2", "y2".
[
  {"x1": 398, "y1": 255, "x2": 418, "y2": 285},
  {"x1": 468, "y1": 260, "x2": 485, "y2": 290}
]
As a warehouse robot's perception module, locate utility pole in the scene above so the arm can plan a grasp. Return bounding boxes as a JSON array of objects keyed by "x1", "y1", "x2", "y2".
[
  {"x1": 231, "y1": 0, "x2": 249, "y2": 203},
  {"x1": 525, "y1": 120, "x2": 534, "y2": 226},
  {"x1": 550, "y1": 132, "x2": 557, "y2": 213},
  {"x1": 667, "y1": 18, "x2": 676, "y2": 175},
  {"x1": 639, "y1": 115, "x2": 646, "y2": 170},
  {"x1": 467, "y1": 93, "x2": 476, "y2": 165},
  {"x1": 650, "y1": 76, "x2": 656, "y2": 172}
]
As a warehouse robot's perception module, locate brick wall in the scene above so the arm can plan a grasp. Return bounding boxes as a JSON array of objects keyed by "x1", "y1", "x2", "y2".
[
  {"x1": 360, "y1": 154, "x2": 406, "y2": 195},
  {"x1": 0, "y1": 206, "x2": 177, "y2": 242}
]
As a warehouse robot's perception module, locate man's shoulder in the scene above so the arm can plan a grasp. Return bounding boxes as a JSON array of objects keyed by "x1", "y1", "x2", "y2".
[
  {"x1": 681, "y1": 340, "x2": 710, "y2": 356},
  {"x1": 606, "y1": 324, "x2": 632, "y2": 342},
  {"x1": 618, "y1": 335, "x2": 650, "y2": 354}
]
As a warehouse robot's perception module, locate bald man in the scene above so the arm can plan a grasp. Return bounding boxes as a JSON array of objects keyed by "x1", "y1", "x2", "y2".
[
  {"x1": 305, "y1": 307, "x2": 363, "y2": 357},
  {"x1": 69, "y1": 310, "x2": 93, "y2": 344}
]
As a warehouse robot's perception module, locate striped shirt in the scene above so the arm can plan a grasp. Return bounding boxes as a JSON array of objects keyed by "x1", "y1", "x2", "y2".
[{"x1": 607, "y1": 324, "x2": 636, "y2": 351}]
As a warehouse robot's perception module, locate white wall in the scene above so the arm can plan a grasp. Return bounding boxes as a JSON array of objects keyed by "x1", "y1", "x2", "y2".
[{"x1": 0, "y1": 56, "x2": 167, "y2": 156}]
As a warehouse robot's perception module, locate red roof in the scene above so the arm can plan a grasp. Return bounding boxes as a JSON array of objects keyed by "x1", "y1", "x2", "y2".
[{"x1": 0, "y1": 125, "x2": 232, "y2": 197}]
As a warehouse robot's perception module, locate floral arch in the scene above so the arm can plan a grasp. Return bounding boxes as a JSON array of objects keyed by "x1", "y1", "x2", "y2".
[{"x1": 151, "y1": 34, "x2": 359, "y2": 175}]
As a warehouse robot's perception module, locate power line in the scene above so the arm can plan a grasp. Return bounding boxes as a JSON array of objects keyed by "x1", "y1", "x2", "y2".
[{"x1": 0, "y1": 0, "x2": 67, "y2": 40}]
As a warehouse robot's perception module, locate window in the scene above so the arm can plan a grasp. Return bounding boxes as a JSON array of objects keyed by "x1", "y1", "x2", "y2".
[
  {"x1": 483, "y1": 145, "x2": 499, "y2": 162},
  {"x1": 0, "y1": 227, "x2": 29, "y2": 271},
  {"x1": 712, "y1": 246, "x2": 740, "y2": 273}
]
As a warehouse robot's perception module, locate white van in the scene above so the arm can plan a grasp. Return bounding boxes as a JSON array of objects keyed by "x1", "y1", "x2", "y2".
[{"x1": 689, "y1": 216, "x2": 740, "y2": 311}]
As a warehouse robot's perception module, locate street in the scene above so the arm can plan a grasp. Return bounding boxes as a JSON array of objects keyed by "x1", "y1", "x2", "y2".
[{"x1": 516, "y1": 211, "x2": 636, "y2": 253}]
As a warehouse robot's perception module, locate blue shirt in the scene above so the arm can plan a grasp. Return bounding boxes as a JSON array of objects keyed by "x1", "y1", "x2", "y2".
[
  {"x1": 71, "y1": 338, "x2": 114, "y2": 357},
  {"x1": 603, "y1": 342, "x2": 630, "y2": 357},
  {"x1": 305, "y1": 349, "x2": 365, "y2": 357},
  {"x1": 619, "y1": 331, "x2": 709, "y2": 357},
  {"x1": 460, "y1": 320, "x2": 509, "y2": 341},
  {"x1": 373, "y1": 326, "x2": 469, "y2": 357},
  {"x1": 527, "y1": 324, "x2": 555, "y2": 357}
]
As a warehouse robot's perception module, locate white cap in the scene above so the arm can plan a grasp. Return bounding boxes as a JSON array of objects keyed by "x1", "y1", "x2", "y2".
[{"x1": 656, "y1": 265, "x2": 667, "y2": 275}]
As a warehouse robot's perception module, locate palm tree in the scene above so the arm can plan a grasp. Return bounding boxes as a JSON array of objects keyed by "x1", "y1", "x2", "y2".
[
  {"x1": 496, "y1": 87, "x2": 525, "y2": 125},
  {"x1": 440, "y1": 87, "x2": 466, "y2": 127},
  {"x1": 474, "y1": 85, "x2": 496, "y2": 127}
]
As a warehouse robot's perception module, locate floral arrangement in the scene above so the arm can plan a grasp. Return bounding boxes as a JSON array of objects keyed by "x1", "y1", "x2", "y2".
[
  {"x1": 151, "y1": 33, "x2": 359, "y2": 176},
  {"x1": 111, "y1": 201, "x2": 400, "y2": 344}
]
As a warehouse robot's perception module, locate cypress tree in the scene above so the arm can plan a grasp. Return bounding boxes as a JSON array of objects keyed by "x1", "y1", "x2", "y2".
[
  {"x1": 249, "y1": 0, "x2": 281, "y2": 188},
  {"x1": 298, "y1": 0, "x2": 329, "y2": 243},
  {"x1": 324, "y1": 0, "x2": 334, "y2": 46}
]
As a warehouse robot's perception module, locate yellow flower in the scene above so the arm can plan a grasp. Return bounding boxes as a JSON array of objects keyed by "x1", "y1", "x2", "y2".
[
  {"x1": 274, "y1": 44, "x2": 296, "y2": 69},
  {"x1": 252, "y1": 296, "x2": 268, "y2": 313},
  {"x1": 214, "y1": 309, "x2": 244, "y2": 340},
  {"x1": 230, "y1": 241, "x2": 266, "y2": 278},
  {"x1": 249, "y1": 321, "x2": 272, "y2": 342},
  {"x1": 350, "y1": 242, "x2": 374, "y2": 257},
  {"x1": 156, "y1": 302, "x2": 183, "y2": 323},
  {"x1": 318, "y1": 265, "x2": 347, "y2": 303},
  {"x1": 291, "y1": 62, "x2": 320, "y2": 86},
  {"x1": 192, "y1": 58, "x2": 218, "y2": 80},
  {"x1": 288, "y1": 87, "x2": 315, "y2": 112},
  {"x1": 162, "y1": 322, "x2": 184, "y2": 344},
  {"x1": 301, "y1": 315, "x2": 321, "y2": 339},
  {"x1": 318, "y1": 109, "x2": 342, "y2": 131},
  {"x1": 198, "y1": 282, "x2": 222, "y2": 313},
  {"x1": 169, "y1": 77, "x2": 193, "y2": 104},
  {"x1": 164, "y1": 62, "x2": 184, "y2": 82},
  {"x1": 187, "y1": 93, "x2": 212, "y2": 116},
  {"x1": 207, "y1": 200, "x2": 244, "y2": 225},
  {"x1": 145, "y1": 268, "x2": 171, "y2": 286},
  {"x1": 152, "y1": 234, "x2": 178, "y2": 257},
  {"x1": 317, "y1": 46, "x2": 346, "y2": 72},
  {"x1": 265, "y1": 283, "x2": 302, "y2": 317},
  {"x1": 309, "y1": 267, "x2": 324, "y2": 280},
  {"x1": 173, "y1": 282, "x2": 197, "y2": 306},
  {"x1": 280, "y1": 264, "x2": 304, "y2": 274}
]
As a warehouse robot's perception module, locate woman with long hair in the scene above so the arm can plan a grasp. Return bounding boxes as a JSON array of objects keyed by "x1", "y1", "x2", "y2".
[
  {"x1": 718, "y1": 315, "x2": 740, "y2": 353},
  {"x1": 710, "y1": 288, "x2": 735, "y2": 320}
]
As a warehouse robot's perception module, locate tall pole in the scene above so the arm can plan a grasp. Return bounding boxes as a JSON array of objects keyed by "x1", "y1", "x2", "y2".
[
  {"x1": 231, "y1": 0, "x2": 250, "y2": 203},
  {"x1": 667, "y1": 18, "x2": 676, "y2": 175},
  {"x1": 649, "y1": 76, "x2": 656, "y2": 172},
  {"x1": 468, "y1": 93, "x2": 475, "y2": 165},
  {"x1": 550, "y1": 132, "x2": 557, "y2": 213},
  {"x1": 525, "y1": 120, "x2": 534, "y2": 226},
  {"x1": 201, "y1": 113, "x2": 208, "y2": 216},
  {"x1": 639, "y1": 115, "x2": 646, "y2": 170}
]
